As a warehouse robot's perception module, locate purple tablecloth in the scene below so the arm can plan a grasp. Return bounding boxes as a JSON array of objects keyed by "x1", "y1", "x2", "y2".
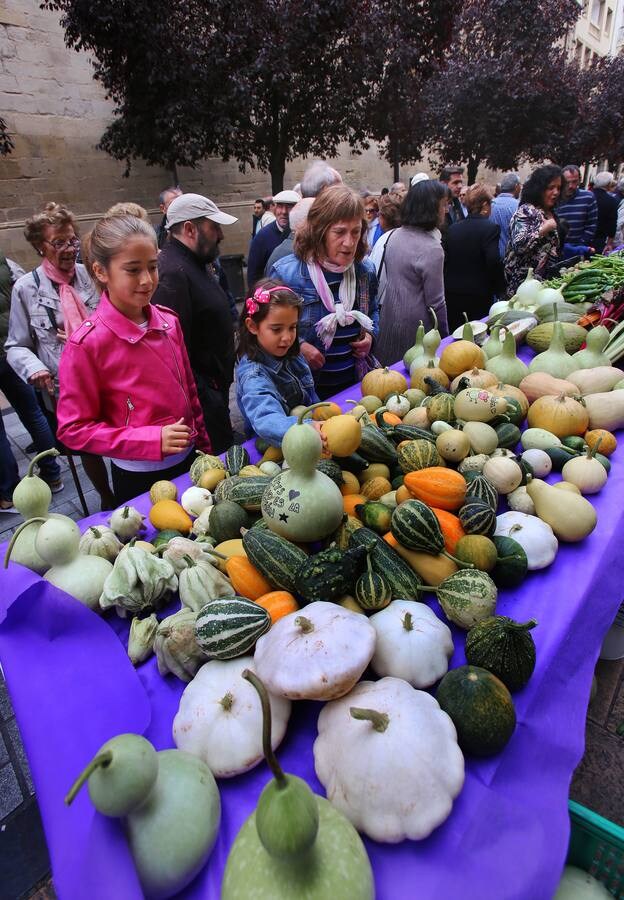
[{"x1": 1, "y1": 344, "x2": 622, "y2": 900}]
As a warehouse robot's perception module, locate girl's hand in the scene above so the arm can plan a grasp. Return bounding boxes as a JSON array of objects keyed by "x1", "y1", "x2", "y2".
[
  {"x1": 300, "y1": 341, "x2": 325, "y2": 370},
  {"x1": 351, "y1": 332, "x2": 372, "y2": 358},
  {"x1": 539, "y1": 218, "x2": 558, "y2": 237},
  {"x1": 29, "y1": 370, "x2": 54, "y2": 394},
  {"x1": 161, "y1": 418, "x2": 191, "y2": 455},
  {"x1": 56, "y1": 328, "x2": 68, "y2": 345}
]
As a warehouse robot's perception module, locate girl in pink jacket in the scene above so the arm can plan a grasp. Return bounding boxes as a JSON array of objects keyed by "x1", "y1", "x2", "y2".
[{"x1": 57, "y1": 215, "x2": 210, "y2": 504}]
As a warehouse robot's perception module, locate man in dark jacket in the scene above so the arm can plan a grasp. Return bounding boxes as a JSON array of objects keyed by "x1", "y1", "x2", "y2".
[
  {"x1": 154, "y1": 186, "x2": 182, "y2": 249},
  {"x1": 444, "y1": 184, "x2": 505, "y2": 330},
  {"x1": 593, "y1": 171, "x2": 620, "y2": 255},
  {"x1": 152, "y1": 193, "x2": 237, "y2": 453},
  {"x1": 246, "y1": 189, "x2": 299, "y2": 287},
  {"x1": 440, "y1": 166, "x2": 466, "y2": 228}
]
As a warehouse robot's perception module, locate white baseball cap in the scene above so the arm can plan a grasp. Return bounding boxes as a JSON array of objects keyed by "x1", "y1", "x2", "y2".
[
  {"x1": 166, "y1": 193, "x2": 238, "y2": 228},
  {"x1": 411, "y1": 173, "x2": 430, "y2": 186},
  {"x1": 272, "y1": 190, "x2": 301, "y2": 204}
]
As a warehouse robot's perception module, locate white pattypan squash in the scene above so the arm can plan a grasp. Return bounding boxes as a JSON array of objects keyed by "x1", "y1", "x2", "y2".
[
  {"x1": 495, "y1": 510, "x2": 558, "y2": 570},
  {"x1": 173, "y1": 656, "x2": 291, "y2": 777},
  {"x1": 314, "y1": 677, "x2": 464, "y2": 843},
  {"x1": 254, "y1": 600, "x2": 376, "y2": 701},
  {"x1": 370, "y1": 601, "x2": 454, "y2": 688}
]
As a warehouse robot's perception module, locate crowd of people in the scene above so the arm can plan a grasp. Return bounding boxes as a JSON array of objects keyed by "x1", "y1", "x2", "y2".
[{"x1": 2, "y1": 159, "x2": 623, "y2": 510}]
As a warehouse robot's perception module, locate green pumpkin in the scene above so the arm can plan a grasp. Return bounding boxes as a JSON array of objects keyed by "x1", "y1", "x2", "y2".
[
  {"x1": 425, "y1": 392, "x2": 455, "y2": 424},
  {"x1": 295, "y1": 545, "x2": 368, "y2": 605},
  {"x1": 465, "y1": 475, "x2": 498, "y2": 511},
  {"x1": 397, "y1": 439, "x2": 441, "y2": 474},
  {"x1": 491, "y1": 536, "x2": 528, "y2": 587},
  {"x1": 209, "y1": 501, "x2": 251, "y2": 544},
  {"x1": 458, "y1": 500, "x2": 496, "y2": 536},
  {"x1": 355, "y1": 552, "x2": 391, "y2": 610},
  {"x1": 436, "y1": 665, "x2": 516, "y2": 756},
  {"x1": 261, "y1": 404, "x2": 344, "y2": 542},
  {"x1": 465, "y1": 616, "x2": 537, "y2": 691}
]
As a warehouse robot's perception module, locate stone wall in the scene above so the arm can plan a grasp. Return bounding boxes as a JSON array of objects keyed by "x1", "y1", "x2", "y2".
[{"x1": 0, "y1": 0, "x2": 422, "y2": 269}]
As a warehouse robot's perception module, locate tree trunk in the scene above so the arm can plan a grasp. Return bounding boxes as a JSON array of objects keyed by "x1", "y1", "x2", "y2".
[
  {"x1": 467, "y1": 157, "x2": 479, "y2": 184},
  {"x1": 170, "y1": 163, "x2": 180, "y2": 187},
  {"x1": 393, "y1": 139, "x2": 400, "y2": 184},
  {"x1": 582, "y1": 161, "x2": 590, "y2": 188},
  {"x1": 269, "y1": 144, "x2": 286, "y2": 194}
]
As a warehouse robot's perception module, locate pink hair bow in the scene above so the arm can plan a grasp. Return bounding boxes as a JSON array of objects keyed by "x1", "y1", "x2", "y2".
[{"x1": 245, "y1": 285, "x2": 291, "y2": 315}]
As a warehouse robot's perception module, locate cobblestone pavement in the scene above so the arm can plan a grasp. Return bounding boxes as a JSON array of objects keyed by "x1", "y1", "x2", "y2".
[{"x1": 0, "y1": 392, "x2": 622, "y2": 897}]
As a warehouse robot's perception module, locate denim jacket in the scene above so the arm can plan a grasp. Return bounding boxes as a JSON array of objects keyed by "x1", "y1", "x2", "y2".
[
  {"x1": 236, "y1": 349, "x2": 318, "y2": 447},
  {"x1": 269, "y1": 254, "x2": 379, "y2": 352}
]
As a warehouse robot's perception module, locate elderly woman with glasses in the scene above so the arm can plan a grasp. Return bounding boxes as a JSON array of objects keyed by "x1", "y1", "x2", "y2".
[{"x1": 6, "y1": 202, "x2": 115, "y2": 508}]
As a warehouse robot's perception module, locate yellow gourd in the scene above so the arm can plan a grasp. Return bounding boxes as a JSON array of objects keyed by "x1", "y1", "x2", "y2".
[
  {"x1": 340, "y1": 471, "x2": 361, "y2": 495},
  {"x1": 198, "y1": 469, "x2": 227, "y2": 491},
  {"x1": 149, "y1": 500, "x2": 193, "y2": 534},
  {"x1": 384, "y1": 534, "x2": 458, "y2": 585},
  {"x1": 321, "y1": 415, "x2": 362, "y2": 457},
  {"x1": 213, "y1": 539, "x2": 247, "y2": 573},
  {"x1": 359, "y1": 464, "x2": 391, "y2": 484},
  {"x1": 439, "y1": 341, "x2": 485, "y2": 379},
  {"x1": 260, "y1": 446, "x2": 284, "y2": 464},
  {"x1": 525, "y1": 478, "x2": 597, "y2": 542},
  {"x1": 149, "y1": 480, "x2": 178, "y2": 503}
]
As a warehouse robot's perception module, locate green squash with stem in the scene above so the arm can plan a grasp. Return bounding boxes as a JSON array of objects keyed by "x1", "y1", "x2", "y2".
[
  {"x1": 261, "y1": 404, "x2": 344, "y2": 542},
  {"x1": 221, "y1": 670, "x2": 374, "y2": 900}
]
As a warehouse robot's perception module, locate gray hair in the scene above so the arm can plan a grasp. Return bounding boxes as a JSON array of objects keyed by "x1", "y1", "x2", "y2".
[
  {"x1": 594, "y1": 171, "x2": 614, "y2": 189},
  {"x1": 159, "y1": 186, "x2": 181, "y2": 206},
  {"x1": 499, "y1": 173, "x2": 521, "y2": 193},
  {"x1": 288, "y1": 197, "x2": 314, "y2": 232},
  {"x1": 90, "y1": 215, "x2": 157, "y2": 271},
  {"x1": 391, "y1": 182, "x2": 405, "y2": 192},
  {"x1": 300, "y1": 161, "x2": 342, "y2": 198}
]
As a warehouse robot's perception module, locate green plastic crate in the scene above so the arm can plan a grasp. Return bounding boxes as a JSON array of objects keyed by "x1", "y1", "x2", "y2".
[{"x1": 567, "y1": 800, "x2": 624, "y2": 898}]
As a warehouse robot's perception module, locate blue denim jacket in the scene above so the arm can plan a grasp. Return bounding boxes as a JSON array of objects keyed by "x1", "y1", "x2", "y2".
[
  {"x1": 236, "y1": 349, "x2": 318, "y2": 447},
  {"x1": 269, "y1": 254, "x2": 379, "y2": 352}
]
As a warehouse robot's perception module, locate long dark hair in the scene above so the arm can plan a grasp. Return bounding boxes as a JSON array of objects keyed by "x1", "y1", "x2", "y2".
[
  {"x1": 520, "y1": 165, "x2": 562, "y2": 210},
  {"x1": 402, "y1": 180, "x2": 450, "y2": 230},
  {"x1": 238, "y1": 277, "x2": 303, "y2": 361}
]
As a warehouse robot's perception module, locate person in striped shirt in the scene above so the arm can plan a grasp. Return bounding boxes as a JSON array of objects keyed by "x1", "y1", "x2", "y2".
[{"x1": 556, "y1": 164, "x2": 598, "y2": 250}]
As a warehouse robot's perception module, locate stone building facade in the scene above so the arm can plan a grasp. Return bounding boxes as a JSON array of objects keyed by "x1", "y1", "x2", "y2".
[{"x1": 0, "y1": 0, "x2": 418, "y2": 270}]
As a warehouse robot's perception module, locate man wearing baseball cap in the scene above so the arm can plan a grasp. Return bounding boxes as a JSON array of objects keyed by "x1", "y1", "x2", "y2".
[
  {"x1": 152, "y1": 192, "x2": 238, "y2": 453},
  {"x1": 246, "y1": 189, "x2": 300, "y2": 288}
]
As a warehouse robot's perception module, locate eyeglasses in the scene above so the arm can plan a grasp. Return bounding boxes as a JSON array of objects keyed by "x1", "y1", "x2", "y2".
[{"x1": 43, "y1": 237, "x2": 81, "y2": 251}]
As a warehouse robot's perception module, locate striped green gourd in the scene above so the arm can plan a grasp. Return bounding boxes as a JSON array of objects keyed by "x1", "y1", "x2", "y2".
[
  {"x1": 425, "y1": 393, "x2": 455, "y2": 424},
  {"x1": 227, "y1": 476, "x2": 272, "y2": 511},
  {"x1": 390, "y1": 424, "x2": 437, "y2": 445},
  {"x1": 465, "y1": 616, "x2": 537, "y2": 691},
  {"x1": 349, "y1": 527, "x2": 423, "y2": 598},
  {"x1": 358, "y1": 423, "x2": 398, "y2": 464},
  {"x1": 225, "y1": 444, "x2": 250, "y2": 476},
  {"x1": 195, "y1": 596, "x2": 270, "y2": 659},
  {"x1": 242, "y1": 527, "x2": 307, "y2": 593},
  {"x1": 355, "y1": 552, "x2": 391, "y2": 610},
  {"x1": 397, "y1": 439, "x2": 441, "y2": 474},
  {"x1": 214, "y1": 475, "x2": 240, "y2": 504},
  {"x1": 494, "y1": 422, "x2": 522, "y2": 451},
  {"x1": 465, "y1": 474, "x2": 498, "y2": 511},
  {"x1": 390, "y1": 500, "x2": 469, "y2": 567},
  {"x1": 316, "y1": 459, "x2": 344, "y2": 486},
  {"x1": 459, "y1": 499, "x2": 497, "y2": 536},
  {"x1": 189, "y1": 451, "x2": 226, "y2": 485},
  {"x1": 423, "y1": 570, "x2": 497, "y2": 630}
]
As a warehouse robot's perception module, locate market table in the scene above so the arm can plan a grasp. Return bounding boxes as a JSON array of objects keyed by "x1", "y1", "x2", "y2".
[{"x1": 1, "y1": 344, "x2": 622, "y2": 900}]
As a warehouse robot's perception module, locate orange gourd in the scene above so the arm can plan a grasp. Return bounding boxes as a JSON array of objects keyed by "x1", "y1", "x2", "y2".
[
  {"x1": 584, "y1": 428, "x2": 617, "y2": 457},
  {"x1": 225, "y1": 556, "x2": 273, "y2": 600},
  {"x1": 380, "y1": 411, "x2": 402, "y2": 425},
  {"x1": 383, "y1": 533, "x2": 457, "y2": 585},
  {"x1": 430, "y1": 507, "x2": 466, "y2": 553},
  {"x1": 395, "y1": 484, "x2": 410, "y2": 504},
  {"x1": 254, "y1": 590, "x2": 299, "y2": 624},
  {"x1": 403, "y1": 467, "x2": 467, "y2": 511},
  {"x1": 343, "y1": 493, "x2": 367, "y2": 516},
  {"x1": 312, "y1": 402, "x2": 342, "y2": 420}
]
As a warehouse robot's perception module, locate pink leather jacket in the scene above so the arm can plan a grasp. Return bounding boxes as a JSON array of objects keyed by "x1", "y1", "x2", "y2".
[{"x1": 57, "y1": 293, "x2": 211, "y2": 460}]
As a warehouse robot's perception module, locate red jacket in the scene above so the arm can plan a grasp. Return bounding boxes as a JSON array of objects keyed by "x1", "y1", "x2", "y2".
[{"x1": 57, "y1": 293, "x2": 210, "y2": 460}]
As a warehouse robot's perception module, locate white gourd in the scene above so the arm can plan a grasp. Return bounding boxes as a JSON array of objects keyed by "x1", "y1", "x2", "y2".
[
  {"x1": 482, "y1": 457, "x2": 523, "y2": 494},
  {"x1": 495, "y1": 511, "x2": 558, "y2": 569},
  {"x1": 521, "y1": 448, "x2": 552, "y2": 478},
  {"x1": 44, "y1": 555, "x2": 114, "y2": 610},
  {"x1": 369, "y1": 601, "x2": 454, "y2": 688},
  {"x1": 79, "y1": 525, "x2": 123, "y2": 562},
  {"x1": 507, "y1": 486, "x2": 535, "y2": 516},
  {"x1": 173, "y1": 657, "x2": 291, "y2": 777},
  {"x1": 313, "y1": 677, "x2": 465, "y2": 842},
  {"x1": 561, "y1": 445, "x2": 608, "y2": 494},
  {"x1": 180, "y1": 486, "x2": 213, "y2": 517},
  {"x1": 253, "y1": 601, "x2": 376, "y2": 701},
  {"x1": 109, "y1": 505, "x2": 146, "y2": 541}
]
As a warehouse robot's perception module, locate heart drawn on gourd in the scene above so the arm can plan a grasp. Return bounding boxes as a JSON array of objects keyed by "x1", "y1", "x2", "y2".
[{"x1": 288, "y1": 490, "x2": 301, "y2": 501}]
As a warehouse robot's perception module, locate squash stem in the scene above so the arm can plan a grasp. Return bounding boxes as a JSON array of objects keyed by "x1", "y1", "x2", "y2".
[
  {"x1": 220, "y1": 692, "x2": 234, "y2": 712},
  {"x1": 242, "y1": 669, "x2": 286, "y2": 787},
  {"x1": 65, "y1": 750, "x2": 113, "y2": 805},
  {"x1": 508, "y1": 619, "x2": 538, "y2": 632},
  {"x1": 294, "y1": 615, "x2": 314, "y2": 634},
  {"x1": 26, "y1": 448, "x2": 60, "y2": 479},
  {"x1": 441, "y1": 549, "x2": 475, "y2": 569},
  {"x1": 297, "y1": 402, "x2": 331, "y2": 425},
  {"x1": 402, "y1": 612, "x2": 413, "y2": 632},
  {"x1": 3, "y1": 517, "x2": 46, "y2": 569},
  {"x1": 202, "y1": 547, "x2": 228, "y2": 560},
  {"x1": 350, "y1": 707, "x2": 389, "y2": 733},
  {"x1": 89, "y1": 527, "x2": 102, "y2": 539}
]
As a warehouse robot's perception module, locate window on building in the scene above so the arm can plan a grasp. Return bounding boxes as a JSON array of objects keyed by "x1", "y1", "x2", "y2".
[
  {"x1": 584, "y1": 44, "x2": 593, "y2": 65},
  {"x1": 576, "y1": 39, "x2": 584, "y2": 63},
  {"x1": 605, "y1": 7, "x2": 613, "y2": 34},
  {"x1": 590, "y1": 0, "x2": 604, "y2": 28}
]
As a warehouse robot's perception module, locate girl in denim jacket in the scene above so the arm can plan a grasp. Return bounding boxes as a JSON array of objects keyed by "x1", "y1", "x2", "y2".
[{"x1": 236, "y1": 279, "x2": 319, "y2": 447}]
